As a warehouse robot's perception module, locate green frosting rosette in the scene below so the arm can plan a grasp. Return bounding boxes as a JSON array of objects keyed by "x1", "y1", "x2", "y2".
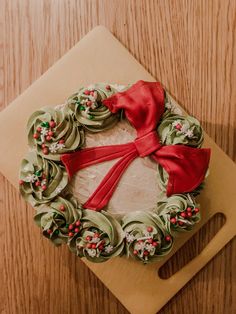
[
  {"x1": 157, "y1": 112, "x2": 203, "y2": 148},
  {"x1": 67, "y1": 83, "x2": 120, "y2": 132},
  {"x1": 27, "y1": 107, "x2": 84, "y2": 160},
  {"x1": 68, "y1": 210, "x2": 125, "y2": 262},
  {"x1": 19, "y1": 151, "x2": 68, "y2": 206},
  {"x1": 34, "y1": 196, "x2": 82, "y2": 246},
  {"x1": 157, "y1": 194, "x2": 200, "y2": 232},
  {"x1": 122, "y1": 212, "x2": 173, "y2": 263}
]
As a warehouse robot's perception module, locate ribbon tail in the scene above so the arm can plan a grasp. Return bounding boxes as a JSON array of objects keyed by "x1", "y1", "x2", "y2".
[
  {"x1": 84, "y1": 149, "x2": 138, "y2": 211},
  {"x1": 152, "y1": 145, "x2": 211, "y2": 196},
  {"x1": 60, "y1": 142, "x2": 134, "y2": 177}
]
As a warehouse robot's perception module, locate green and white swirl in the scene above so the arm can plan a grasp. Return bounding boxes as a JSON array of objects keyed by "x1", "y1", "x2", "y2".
[
  {"x1": 34, "y1": 196, "x2": 82, "y2": 246},
  {"x1": 122, "y1": 212, "x2": 173, "y2": 263},
  {"x1": 27, "y1": 107, "x2": 84, "y2": 161},
  {"x1": 157, "y1": 194, "x2": 201, "y2": 232},
  {"x1": 67, "y1": 83, "x2": 121, "y2": 132},
  {"x1": 157, "y1": 112, "x2": 203, "y2": 148},
  {"x1": 19, "y1": 151, "x2": 68, "y2": 206},
  {"x1": 68, "y1": 210, "x2": 125, "y2": 262}
]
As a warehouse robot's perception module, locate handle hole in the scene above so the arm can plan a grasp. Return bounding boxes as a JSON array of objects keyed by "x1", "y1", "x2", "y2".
[{"x1": 158, "y1": 213, "x2": 226, "y2": 279}]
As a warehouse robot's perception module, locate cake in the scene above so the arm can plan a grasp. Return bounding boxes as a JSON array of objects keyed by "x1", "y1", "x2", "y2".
[{"x1": 19, "y1": 80, "x2": 211, "y2": 263}]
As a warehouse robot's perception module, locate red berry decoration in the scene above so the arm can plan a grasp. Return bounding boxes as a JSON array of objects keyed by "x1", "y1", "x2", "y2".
[
  {"x1": 46, "y1": 135, "x2": 51, "y2": 141},
  {"x1": 187, "y1": 212, "x2": 192, "y2": 218},
  {"x1": 74, "y1": 228, "x2": 79, "y2": 233},
  {"x1": 42, "y1": 147, "x2": 49, "y2": 155},
  {"x1": 170, "y1": 217, "x2": 177, "y2": 224},
  {"x1": 98, "y1": 244, "x2": 104, "y2": 251},
  {"x1": 59, "y1": 204, "x2": 65, "y2": 211},
  {"x1": 35, "y1": 181, "x2": 41, "y2": 187},
  {"x1": 84, "y1": 90, "x2": 90, "y2": 95},
  {"x1": 59, "y1": 139, "x2": 65, "y2": 144},
  {"x1": 147, "y1": 238, "x2": 153, "y2": 244},
  {"x1": 91, "y1": 243, "x2": 97, "y2": 249},
  {"x1": 75, "y1": 221, "x2": 81, "y2": 227},
  {"x1": 68, "y1": 224, "x2": 74, "y2": 230},
  {"x1": 86, "y1": 101, "x2": 92, "y2": 107},
  {"x1": 41, "y1": 143, "x2": 46, "y2": 149},
  {"x1": 93, "y1": 233, "x2": 100, "y2": 238},
  {"x1": 152, "y1": 241, "x2": 158, "y2": 247},
  {"x1": 106, "y1": 85, "x2": 111, "y2": 91},
  {"x1": 133, "y1": 250, "x2": 138, "y2": 255},
  {"x1": 186, "y1": 207, "x2": 192, "y2": 212},
  {"x1": 19, "y1": 179, "x2": 24, "y2": 185},
  {"x1": 165, "y1": 235, "x2": 171, "y2": 242},
  {"x1": 180, "y1": 212, "x2": 186, "y2": 218},
  {"x1": 47, "y1": 229, "x2": 52, "y2": 235},
  {"x1": 48, "y1": 131, "x2": 54, "y2": 137},
  {"x1": 49, "y1": 120, "x2": 56, "y2": 128},
  {"x1": 178, "y1": 221, "x2": 184, "y2": 226},
  {"x1": 147, "y1": 226, "x2": 153, "y2": 233},
  {"x1": 194, "y1": 207, "x2": 200, "y2": 213},
  {"x1": 68, "y1": 232, "x2": 74, "y2": 237},
  {"x1": 86, "y1": 236, "x2": 92, "y2": 241},
  {"x1": 87, "y1": 243, "x2": 92, "y2": 249},
  {"x1": 143, "y1": 250, "x2": 149, "y2": 256},
  {"x1": 41, "y1": 185, "x2": 47, "y2": 191},
  {"x1": 36, "y1": 127, "x2": 42, "y2": 132},
  {"x1": 175, "y1": 123, "x2": 182, "y2": 130},
  {"x1": 33, "y1": 133, "x2": 39, "y2": 139}
]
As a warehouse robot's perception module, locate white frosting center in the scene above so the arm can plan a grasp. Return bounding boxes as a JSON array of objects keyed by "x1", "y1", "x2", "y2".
[{"x1": 71, "y1": 120, "x2": 161, "y2": 215}]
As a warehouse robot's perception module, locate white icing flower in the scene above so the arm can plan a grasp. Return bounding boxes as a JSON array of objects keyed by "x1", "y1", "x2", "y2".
[
  {"x1": 145, "y1": 243, "x2": 155, "y2": 253},
  {"x1": 25, "y1": 174, "x2": 38, "y2": 183},
  {"x1": 136, "y1": 241, "x2": 146, "y2": 250},
  {"x1": 185, "y1": 129, "x2": 194, "y2": 138},
  {"x1": 125, "y1": 232, "x2": 136, "y2": 243},
  {"x1": 104, "y1": 244, "x2": 114, "y2": 253},
  {"x1": 49, "y1": 143, "x2": 59, "y2": 153},
  {"x1": 57, "y1": 143, "x2": 65, "y2": 150},
  {"x1": 40, "y1": 127, "x2": 48, "y2": 136}
]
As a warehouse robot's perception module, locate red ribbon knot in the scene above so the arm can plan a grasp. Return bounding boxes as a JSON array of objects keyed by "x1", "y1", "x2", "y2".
[{"x1": 61, "y1": 81, "x2": 211, "y2": 211}]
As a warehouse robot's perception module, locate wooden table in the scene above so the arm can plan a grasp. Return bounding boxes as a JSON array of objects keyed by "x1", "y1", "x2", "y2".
[{"x1": 0, "y1": 1, "x2": 235, "y2": 313}]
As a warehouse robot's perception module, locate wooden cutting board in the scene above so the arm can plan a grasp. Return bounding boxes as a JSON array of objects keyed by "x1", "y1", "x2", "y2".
[{"x1": 0, "y1": 26, "x2": 235, "y2": 314}]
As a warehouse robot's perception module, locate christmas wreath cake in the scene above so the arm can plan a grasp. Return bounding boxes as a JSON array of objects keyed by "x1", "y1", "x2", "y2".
[{"x1": 19, "y1": 80, "x2": 211, "y2": 263}]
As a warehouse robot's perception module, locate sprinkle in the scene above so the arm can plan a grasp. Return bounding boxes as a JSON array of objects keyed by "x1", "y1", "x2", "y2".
[
  {"x1": 25, "y1": 174, "x2": 38, "y2": 183},
  {"x1": 104, "y1": 245, "x2": 114, "y2": 253},
  {"x1": 125, "y1": 233, "x2": 136, "y2": 243},
  {"x1": 49, "y1": 143, "x2": 58, "y2": 153},
  {"x1": 185, "y1": 129, "x2": 194, "y2": 138}
]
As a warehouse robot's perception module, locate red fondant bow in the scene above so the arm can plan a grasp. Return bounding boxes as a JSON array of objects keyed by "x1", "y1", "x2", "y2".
[{"x1": 61, "y1": 81, "x2": 211, "y2": 211}]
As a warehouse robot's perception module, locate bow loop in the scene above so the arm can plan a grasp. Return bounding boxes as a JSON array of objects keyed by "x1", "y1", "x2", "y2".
[{"x1": 103, "y1": 80, "x2": 165, "y2": 137}]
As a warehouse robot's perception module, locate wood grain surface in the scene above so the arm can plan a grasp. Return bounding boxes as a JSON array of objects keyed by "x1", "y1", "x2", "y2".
[{"x1": 0, "y1": 1, "x2": 235, "y2": 313}]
